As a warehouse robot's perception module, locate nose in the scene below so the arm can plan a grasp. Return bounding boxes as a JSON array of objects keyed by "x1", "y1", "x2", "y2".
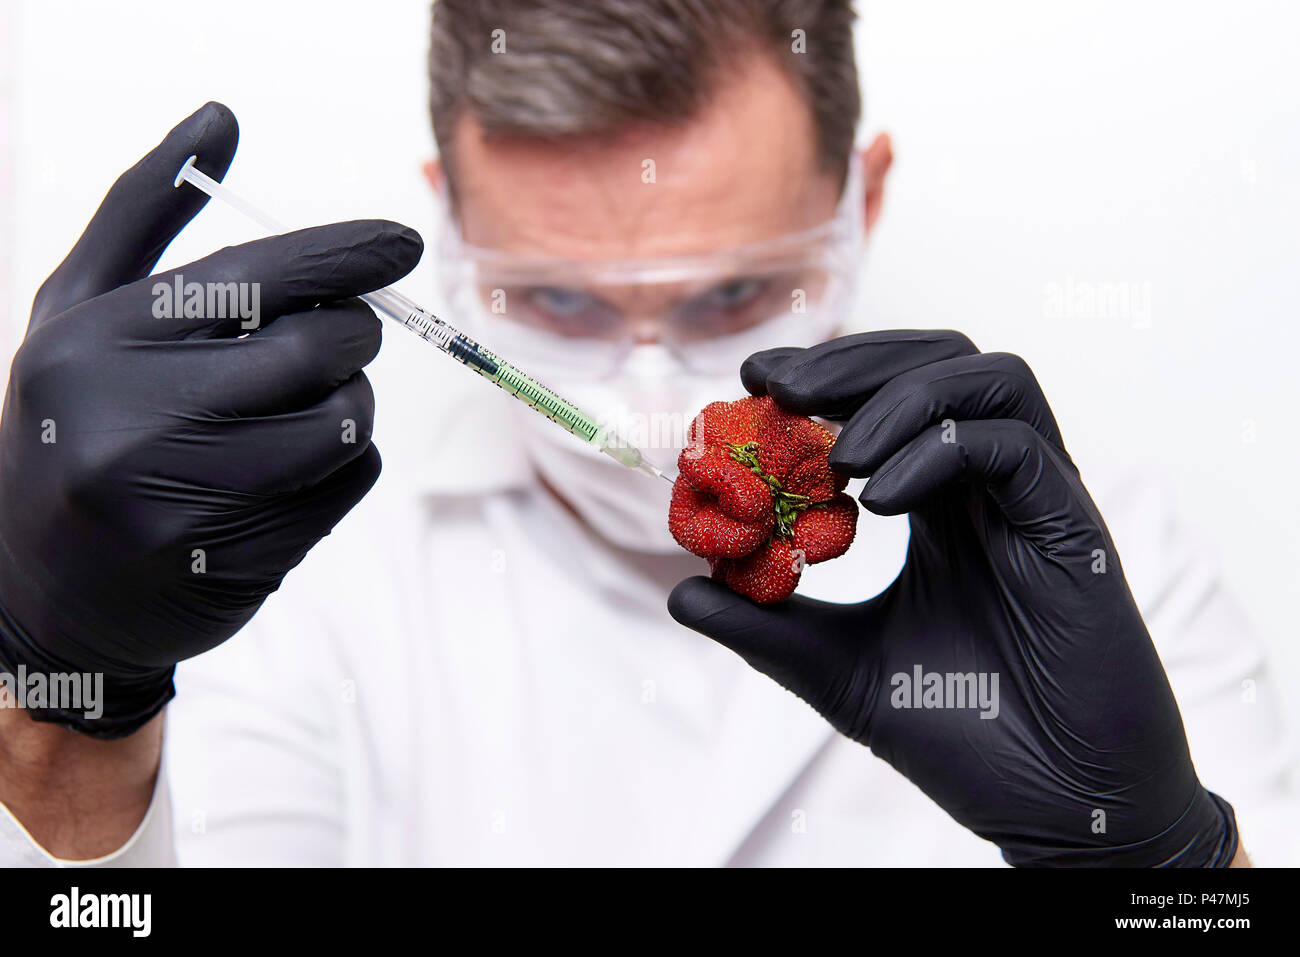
[{"x1": 629, "y1": 317, "x2": 663, "y2": 346}]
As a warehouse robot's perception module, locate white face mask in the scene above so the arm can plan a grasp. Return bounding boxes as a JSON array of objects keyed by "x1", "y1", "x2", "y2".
[{"x1": 509, "y1": 345, "x2": 741, "y2": 553}]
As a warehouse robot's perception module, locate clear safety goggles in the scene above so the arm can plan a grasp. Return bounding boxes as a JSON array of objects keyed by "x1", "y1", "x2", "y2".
[{"x1": 436, "y1": 160, "x2": 864, "y2": 381}]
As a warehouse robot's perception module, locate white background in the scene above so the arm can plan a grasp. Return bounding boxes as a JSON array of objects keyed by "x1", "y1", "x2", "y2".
[{"x1": 2, "y1": 1, "x2": 1298, "y2": 724}]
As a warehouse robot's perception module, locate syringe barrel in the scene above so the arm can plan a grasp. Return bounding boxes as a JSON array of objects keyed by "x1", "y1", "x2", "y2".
[{"x1": 365, "y1": 292, "x2": 604, "y2": 445}]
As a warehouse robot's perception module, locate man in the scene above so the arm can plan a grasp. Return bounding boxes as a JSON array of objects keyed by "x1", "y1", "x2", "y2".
[{"x1": 0, "y1": 0, "x2": 1291, "y2": 866}]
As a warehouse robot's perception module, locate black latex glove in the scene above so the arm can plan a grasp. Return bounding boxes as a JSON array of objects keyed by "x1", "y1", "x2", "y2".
[
  {"x1": 0, "y1": 103, "x2": 422, "y2": 737},
  {"x1": 669, "y1": 331, "x2": 1238, "y2": 867}
]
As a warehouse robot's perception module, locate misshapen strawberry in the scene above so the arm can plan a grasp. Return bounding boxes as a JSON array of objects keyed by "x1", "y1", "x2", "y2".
[{"x1": 668, "y1": 396, "x2": 858, "y2": 603}]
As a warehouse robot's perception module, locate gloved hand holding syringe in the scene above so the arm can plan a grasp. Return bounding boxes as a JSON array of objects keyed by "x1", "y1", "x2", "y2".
[{"x1": 174, "y1": 155, "x2": 669, "y2": 483}]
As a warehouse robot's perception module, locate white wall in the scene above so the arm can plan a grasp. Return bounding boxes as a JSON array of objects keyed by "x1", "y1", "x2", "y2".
[
  {"x1": 855, "y1": 1, "x2": 1300, "y2": 726},
  {"x1": 3, "y1": 1, "x2": 1298, "y2": 721}
]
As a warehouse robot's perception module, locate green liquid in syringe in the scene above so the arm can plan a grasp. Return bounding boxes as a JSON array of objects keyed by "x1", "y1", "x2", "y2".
[{"x1": 444, "y1": 332, "x2": 602, "y2": 444}]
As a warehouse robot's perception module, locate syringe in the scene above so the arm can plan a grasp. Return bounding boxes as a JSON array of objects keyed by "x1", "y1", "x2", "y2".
[{"x1": 173, "y1": 155, "x2": 668, "y2": 482}]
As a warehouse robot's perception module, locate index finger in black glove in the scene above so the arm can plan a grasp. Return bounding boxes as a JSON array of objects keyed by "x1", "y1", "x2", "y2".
[{"x1": 740, "y1": 329, "x2": 978, "y2": 419}]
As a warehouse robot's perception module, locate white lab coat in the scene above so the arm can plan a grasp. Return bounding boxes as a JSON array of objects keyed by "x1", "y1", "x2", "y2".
[{"x1": 2, "y1": 389, "x2": 1297, "y2": 866}]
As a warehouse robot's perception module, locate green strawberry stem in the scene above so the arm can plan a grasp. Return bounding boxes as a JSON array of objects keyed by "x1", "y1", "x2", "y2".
[{"x1": 726, "y1": 441, "x2": 827, "y2": 541}]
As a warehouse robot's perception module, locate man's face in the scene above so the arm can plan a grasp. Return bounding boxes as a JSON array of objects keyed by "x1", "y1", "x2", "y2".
[{"x1": 427, "y1": 55, "x2": 891, "y2": 361}]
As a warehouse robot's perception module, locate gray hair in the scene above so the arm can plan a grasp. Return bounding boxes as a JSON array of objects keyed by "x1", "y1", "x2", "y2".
[{"x1": 429, "y1": 0, "x2": 861, "y2": 196}]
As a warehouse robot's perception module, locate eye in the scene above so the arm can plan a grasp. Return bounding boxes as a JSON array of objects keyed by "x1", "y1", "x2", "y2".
[
  {"x1": 674, "y1": 276, "x2": 776, "y2": 337},
  {"x1": 506, "y1": 286, "x2": 620, "y2": 337},
  {"x1": 529, "y1": 286, "x2": 599, "y2": 317},
  {"x1": 699, "y1": 278, "x2": 766, "y2": 310}
]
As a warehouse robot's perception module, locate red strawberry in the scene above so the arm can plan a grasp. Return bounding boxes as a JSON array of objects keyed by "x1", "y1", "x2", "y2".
[
  {"x1": 667, "y1": 395, "x2": 858, "y2": 602},
  {"x1": 686, "y1": 398, "x2": 763, "y2": 448},
  {"x1": 710, "y1": 540, "x2": 805, "y2": 604},
  {"x1": 753, "y1": 413, "x2": 831, "y2": 483},
  {"x1": 676, "y1": 445, "x2": 771, "y2": 523},
  {"x1": 792, "y1": 493, "x2": 858, "y2": 564},
  {"x1": 669, "y1": 479, "x2": 774, "y2": 559}
]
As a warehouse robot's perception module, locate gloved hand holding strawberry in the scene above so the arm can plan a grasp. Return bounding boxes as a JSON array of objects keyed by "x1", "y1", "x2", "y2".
[
  {"x1": 667, "y1": 395, "x2": 858, "y2": 603},
  {"x1": 668, "y1": 330, "x2": 1240, "y2": 867}
]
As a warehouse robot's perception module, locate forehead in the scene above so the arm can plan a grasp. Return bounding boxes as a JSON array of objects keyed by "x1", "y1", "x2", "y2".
[{"x1": 449, "y1": 56, "x2": 842, "y2": 261}]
